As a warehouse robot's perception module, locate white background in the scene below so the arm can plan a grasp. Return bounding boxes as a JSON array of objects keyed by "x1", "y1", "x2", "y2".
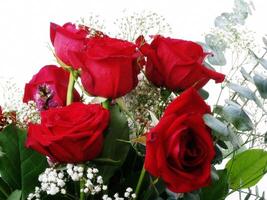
[{"x1": 0, "y1": 0, "x2": 266, "y2": 199}]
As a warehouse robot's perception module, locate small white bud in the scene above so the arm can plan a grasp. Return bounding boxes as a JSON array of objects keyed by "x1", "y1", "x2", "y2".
[{"x1": 124, "y1": 192, "x2": 130, "y2": 197}]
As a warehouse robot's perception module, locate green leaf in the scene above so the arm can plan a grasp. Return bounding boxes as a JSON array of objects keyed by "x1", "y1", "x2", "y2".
[
  {"x1": 183, "y1": 192, "x2": 200, "y2": 200},
  {"x1": 7, "y1": 190, "x2": 21, "y2": 200},
  {"x1": 253, "y1": 74, "x2": 267, "y2": 99},
  {"x1": 227, "y1": 83, "x2": 265, "y2": 111},
  {"x1": 227, "y1": 83, "x2": 255, "y2": 100},
  {"x1": 259, "y1": 58, "x2": 267, "y2": 70},
  {"x1": 98, "y1": 104, "x2": 130, "y2": 182},
  {"x1": 200, "y1": 170, "x2": 229, "y2": 200},
  {"x1": 0, "y1": 146, "x2": 4, "y2": 157},
  {"x1": 0, "y1": 125, "x2": 48, "y2": 200},
  {"x1": 0, "y1": 178, "x2": 11, "y2": 199},
  {"x1": 217, "y1": 140, "x2": 228, "y2": 149},
  {"x1": 213, "y1": 145, "x2": 223, "y2": 164},
  {"x1": 207, "y1": 49, "x2": 226, "y2": 66},
  {"x1": 214, "y1": 101, "x2": 253, "y2": 131},
  {"x1": 263, "y1": 37, "x2": 267, "y2": 47},
  {"x1": 198, "y1": 89, "x2": 209, "y2": 100},
  {"x1": 240, "y1": 67, "x2": 253, "y2": 83},
  {"x1": 203, "y1": 114, "x2": 230, "y2": 138},
  {"x1": 226, "y1": 149, "x2": 267, "y2": 190},
  {"x1": 92, "y1": 158, "x2": 121, "y2": 166}
]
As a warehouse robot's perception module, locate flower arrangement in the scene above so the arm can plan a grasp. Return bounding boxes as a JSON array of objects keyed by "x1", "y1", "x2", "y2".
[{"x1": 0, "y1": 1, "x2": 267, "y2": 200}]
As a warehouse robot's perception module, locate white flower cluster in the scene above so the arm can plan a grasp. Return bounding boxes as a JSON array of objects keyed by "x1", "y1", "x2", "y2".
[
  {"x1": 17, "y1": 101, "x2": 40, "y2": 128},
  {"x1": 78, "y1": 166, "x2": 106, "y2": 195},
  {"x1": 102, "y1": 187, "x2": 136, "y2": 200},
  {"x1": 27, "y1": 164, "x2": 136, "y2": 200},
  {"x1": 0, "y1": 78, "x2": 22, "y2": 112},
  {"x1": 27, "y1": 168, "x2": 66, "y2": 200}
]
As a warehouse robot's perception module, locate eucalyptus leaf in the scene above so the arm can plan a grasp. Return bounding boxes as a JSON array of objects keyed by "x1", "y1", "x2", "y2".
[
  {"x1": 213, "y1": 145, "x2": 223, "y2": 164},
  {"x1": 244, "y1": 193, "x2": 251, "y2": 200},
  {"x1": 226, "y1": 149, "x2": 267, "y2": 190},
  {"x1": 0, "y1": 125, "x2": 48, "y2": 199},
  {"x1": 198, "y1": 89, "x2": 209, "y2": 100},
  {"x1": 214, "y1": 15, "x2": 229, "y2": 30},
  {"x1": 259, "y1": 58, "x2": 267, "y2": 70},
  {"x1": 227, "y1": 83, "x2": 255, "y2": 100},
  {"x1": 263, "y1": 37, "x2": 267, "y2": 47},
  {"x1": 205, "y1": 34, "x2": 227, "y2": 51},
  {"x1": 240, "y1": 67, "x2": 253, "y2": 83},
  {"x1": 207, "y1": 49, "x2": 227, "y2": 66},
  {"x1": 227, "y1": 83, "x2": 265, "y2": 111},
  {"x1": 214, "y1": 102, "x2": 253, "y2": 131},
  {"x1": 203, "y1": 114, "x2": 230, "y2": 138},
  {"x1": 217, "y1": 140, "x2": 228, "y2": 149},
  {"x1": 228, "y1": 130, "x2": 242, "y2": 149},
  {"x1": 253, "y1": 74, "x2": 267, "y2": 99},
  {"x1": 211, "y1": 166, "x2": 219, "y2": 182}
]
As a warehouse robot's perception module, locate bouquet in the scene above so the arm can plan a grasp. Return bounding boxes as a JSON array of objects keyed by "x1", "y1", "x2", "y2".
[{"x1": 0, "y1": 0, "x2": 267, "y2": 200}]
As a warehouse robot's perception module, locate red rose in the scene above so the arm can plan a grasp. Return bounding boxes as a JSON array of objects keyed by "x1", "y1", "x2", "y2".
[
  {"x1": 23, "y1": 65, "x2": 80, "y2": 111},
  {"x1": 50, "y1": 22, "x2": 89, "y2": 69},
  {"x1": 145, "y1": 88, "x2": 215, "y2": 193},
  {"x1": 136, "y1": 35, "x2": 225, "y2": 91},
  {"x1": 26, "y1": 102, "x2": 109, "y2": 163},
  {"x1": 69, "y1": 36, "x2": 140, "y2": 98}
]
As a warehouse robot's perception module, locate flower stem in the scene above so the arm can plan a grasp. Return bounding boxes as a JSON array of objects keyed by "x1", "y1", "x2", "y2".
[
  {"x1": 134, "y1": 165, "x2": 146, "y2": 199},
  {"x1": 102, "y1": 99, "x2": 110, "y2": 110},
  {"x1": 79, "y1": 179, "x2": 85, "y2": 200},
  {"x1": 66, "y1": 71, "x2": 77, "y2": 105}
]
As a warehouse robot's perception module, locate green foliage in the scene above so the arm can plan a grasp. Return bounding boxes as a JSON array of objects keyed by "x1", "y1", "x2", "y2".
[
  {"x1": 226, "y1": 149, "x2": 267, "y2": 190},
  {"x1": 217, "y1": 140, "x2": 228, "y2": 149},
  {"x1": 198, "y1": 89, "x2": 209, "y2": 100},
  {"x1": 240, "y1": 67, "x2": 253, "y2": 83},
  {"x1": 183, "y1": 191, "x2": 200, "y2": 200},
  {"x1": 253, "y1": 74, "x2": 267, "y2": 99},
  {"x1": 259, "y1": 58, "x2": 267, "y2": 70},
  {"x1": 227, "y1": 83, "x2": 265, "y2": 111},
  {"x1": 7, "y1": 190, "x2": 21, "y2": 200},
  {"x1": 214, "y1": 101, "x2": 253, "y2": 131},
  {"x1": 0, "y1": 178, "x2": 11, "y2": 200},
  {"x1": 203, "y1": 114, "x2": 230, "y2": 138},
  {"x1": 200, "y1": 170, "x2": 229, "y2": 200},
  {"x1": 97, "y1": 104, "x2": 130, "y2": 182},
  {"x1": 0, "y1": 125, "x2": 48, "y2": 200}
]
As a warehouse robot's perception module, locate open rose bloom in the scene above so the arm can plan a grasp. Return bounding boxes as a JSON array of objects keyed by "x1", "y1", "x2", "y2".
[
  {"x1": 145, "y1": 88, "x2": 215, "y2": 192},
  {"x1": 137, "y1": 35, "x2": 225, "y2": 91}
]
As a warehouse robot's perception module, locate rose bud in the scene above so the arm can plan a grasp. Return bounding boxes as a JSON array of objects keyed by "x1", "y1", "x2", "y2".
[
  {"x1": 69, "y1": 36, "x2": 141, "y2": 99},
  {"x1": 50, "y1": 22, "x2": 105, "y2": 69},
  {"x1": 26, "y1": 102, "x2": 110, "y2": 163},
  {"x1": 145, "y1": 88, "x2": 215, "y2": 193},
  {"x1": 23, "y1": 65, "x2": 80, "y2": 111},
  {"x1": 136, "y1": 35, "x2": 225, "y2": 91}
]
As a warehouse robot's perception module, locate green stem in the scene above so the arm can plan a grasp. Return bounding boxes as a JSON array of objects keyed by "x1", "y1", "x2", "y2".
[
  {"x1": 102, "y1": 99, "x2": 110, "y2": 110},
  {"x1": 66, "y1": 71, "x2": 76, "y2": 105},
  {"x1": 80, "y1": 179, "x2": 85, "y2": 200},
  {"x1": 135, "y1": 165, "x2": 146, "y2": 199}
]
